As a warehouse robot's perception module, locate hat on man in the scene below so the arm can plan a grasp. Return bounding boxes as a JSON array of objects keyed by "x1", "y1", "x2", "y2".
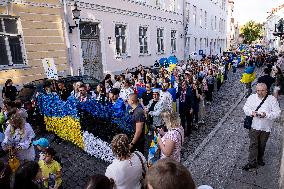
[
  {"x1": 32, "y1": 138, "x2": 49, "y2": 148},
  {"x1": 152, "y1": 88, "x2": 160, "y2": 94},
  {"x1": 185, "y1": 70, "x2": 190, "y2": 74}
]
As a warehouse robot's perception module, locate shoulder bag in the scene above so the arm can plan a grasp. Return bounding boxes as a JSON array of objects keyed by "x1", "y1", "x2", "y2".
[
  {"x1": 244, "y1": 95, "x2": 268, "y2": 129},
  {"x1": 134, "y1": 151, "x2": 146, "y2": 189}
]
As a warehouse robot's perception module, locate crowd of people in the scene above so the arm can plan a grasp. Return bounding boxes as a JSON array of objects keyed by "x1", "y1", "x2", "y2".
[{"x1": 0, "y1": 46, "x2": 283, "y2": 189}]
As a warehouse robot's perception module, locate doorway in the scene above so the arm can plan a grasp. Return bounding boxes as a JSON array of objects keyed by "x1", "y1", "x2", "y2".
[{"x1": 80, "y1": 22, "x2": 103, "y2": 80}]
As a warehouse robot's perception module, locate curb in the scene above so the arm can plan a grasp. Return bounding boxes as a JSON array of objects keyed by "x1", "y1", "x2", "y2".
[
  {"x1": 184, "y1": 68, "x2": 262, "y2": 168},
  {"x1": 279, "y1": 110, "x2": 284, "y2": 189}
]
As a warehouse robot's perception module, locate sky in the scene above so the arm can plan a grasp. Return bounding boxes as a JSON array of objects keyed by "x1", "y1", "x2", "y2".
[{"x1": 233, "y1": 0, "x2": 283, "y2": 25}]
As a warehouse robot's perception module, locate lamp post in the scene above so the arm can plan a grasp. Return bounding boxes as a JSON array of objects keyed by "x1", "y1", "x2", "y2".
[
  {"x1": 69, "y1": 3, "x2": 81, "y2": 33},
  {"x1": 273, "y1": 18, "x2": 284, "y2": 40}
]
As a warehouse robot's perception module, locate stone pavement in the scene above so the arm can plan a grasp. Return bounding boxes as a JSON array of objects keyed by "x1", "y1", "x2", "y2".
[{"x1": 184, "y1": 90, "x2": 284, "y2": 189}]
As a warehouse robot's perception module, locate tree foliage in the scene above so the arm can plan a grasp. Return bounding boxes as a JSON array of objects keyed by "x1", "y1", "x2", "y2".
[{"x1": 240, "y1": 21, "x2": 263, "y2": 44}]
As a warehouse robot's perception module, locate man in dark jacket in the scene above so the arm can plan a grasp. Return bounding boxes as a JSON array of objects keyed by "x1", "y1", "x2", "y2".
[
  {"x1": 257, "y1": 68, "x2": 275, "y2": 94},
  {"x1": 177, "y1": 81, "x2": 193, "y2": 136}
]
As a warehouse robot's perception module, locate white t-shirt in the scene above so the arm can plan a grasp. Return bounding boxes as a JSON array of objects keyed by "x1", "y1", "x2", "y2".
[{"x1": 105, "y1": 151, "x2": 146, "y2": 189}]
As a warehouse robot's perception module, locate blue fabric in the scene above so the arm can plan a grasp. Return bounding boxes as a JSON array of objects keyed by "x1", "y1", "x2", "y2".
[
  {"x1": 137, "y1": 87, "x2": 147, "y2": 99},
  {"x1": 168, "y1": 88, "x2": 177, "y2": 102},
  {"x1": 245, "y1": 66, "x2": 255, "y2": 74}
]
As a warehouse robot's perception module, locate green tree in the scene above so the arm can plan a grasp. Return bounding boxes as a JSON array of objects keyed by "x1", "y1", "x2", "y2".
[{"x1": 240, "y1": 21, "x2": 263, "y2": 44}]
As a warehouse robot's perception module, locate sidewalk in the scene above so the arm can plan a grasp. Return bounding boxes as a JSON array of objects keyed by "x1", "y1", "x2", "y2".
[{"x1": 183, "y1": 95, "x2": 284, "y2": 189}]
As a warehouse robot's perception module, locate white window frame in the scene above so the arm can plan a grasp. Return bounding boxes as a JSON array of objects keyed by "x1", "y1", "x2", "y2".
[
  {"x1": 157, "y1": 28, "x2": 164, "y2": 54},
  {"x1": 170, "y1": 30, "x2": 177, "y2": 53},
  {"x1": 139, "y1": 26, "x2": 149, "y2": 55},
  {"x1": 115, "y1": 24, "x2": 128, "y2": 57},
  {"x1": 193, "y1": 5, "x2": 197, "y2": 26},
  {"x1": 0, "y1": 16, "x2": 26, "y2": 68}
]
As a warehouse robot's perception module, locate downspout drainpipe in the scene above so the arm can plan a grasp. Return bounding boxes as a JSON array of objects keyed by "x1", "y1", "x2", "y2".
[{"x1": 62, "y1": 0, "x2": 74, "y2": 76}]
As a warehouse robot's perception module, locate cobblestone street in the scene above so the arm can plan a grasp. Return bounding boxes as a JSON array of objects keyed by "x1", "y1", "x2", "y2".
[{"x1": 184, "y1": 92, "x2": 283, "y2": 189}]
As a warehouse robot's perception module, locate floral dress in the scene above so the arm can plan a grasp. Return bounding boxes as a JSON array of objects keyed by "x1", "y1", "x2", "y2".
[{"x1": 160, "y1": 126, "x2": 184, "y2": 162}]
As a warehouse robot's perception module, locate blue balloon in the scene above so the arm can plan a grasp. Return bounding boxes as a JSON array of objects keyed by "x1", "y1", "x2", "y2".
[
  {"x1": 159, "y1": 58, "x2": 168, "y2": 66},
  {"x1": 168, "y1": 56, "x2": 177, "y2": 64}
]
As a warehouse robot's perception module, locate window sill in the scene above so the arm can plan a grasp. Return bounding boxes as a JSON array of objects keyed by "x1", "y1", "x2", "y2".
[
  {"x1": 115, "y1": 54, "x2": 131, "y2": 59},
  {"x1": 156, "y1": 52, "x2": 165, "y2": 55},
  {"x1": 138, "y1": 53, "x2": 151, "y2": 57},
  {"x1": 0, "y1": 65, "x2": 31, "y2": 71}
]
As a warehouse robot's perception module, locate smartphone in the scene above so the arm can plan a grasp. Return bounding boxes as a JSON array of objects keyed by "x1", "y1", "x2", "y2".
[{"x1": 256, "y1": 113, "x2": 262, "y2": 117}]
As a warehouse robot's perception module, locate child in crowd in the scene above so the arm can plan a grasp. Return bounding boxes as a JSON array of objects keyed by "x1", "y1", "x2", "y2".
[
  {"x1": 33, "y1": 137, "x2": 49, "y2": 161},
  {"x1": 39, "y1": 147, "x2": 62, "y2": 189}
]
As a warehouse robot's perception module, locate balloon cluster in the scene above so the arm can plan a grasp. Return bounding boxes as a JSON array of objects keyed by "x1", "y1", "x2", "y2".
[{"x1": 158, "y1": 56, "x2": 178, "y2": 72}]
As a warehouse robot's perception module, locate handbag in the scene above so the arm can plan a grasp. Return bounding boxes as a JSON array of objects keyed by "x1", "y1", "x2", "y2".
[
  {"x1": 8, "y1": 148, "x2": 20, "y2": 173},
  {"x1": 134, "y1": 151, "x2": 146, "y2": 189},
  {"x1": 243, "y1": 95, "x2": 268, "y2": 129}
]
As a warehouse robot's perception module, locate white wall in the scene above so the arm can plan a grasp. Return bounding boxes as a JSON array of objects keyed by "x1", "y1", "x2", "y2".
[
  {"x1": 67, "y1": 0, "x2": 184, "y2": 75},
  {"x1": 265, "y1": 14, "x2": 281, "y2": 51},
  {"x1": 184, "y1": 0, "x2": 227, "y2": 59}
]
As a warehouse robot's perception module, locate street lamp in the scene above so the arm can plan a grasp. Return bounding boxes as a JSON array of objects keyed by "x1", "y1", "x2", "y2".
[
  {"x1": 273, "y1": 18, "x2": 284, "y2": 40},
  {"x1": 69, "y1": 3, "x2": 81, "y2": 33}
]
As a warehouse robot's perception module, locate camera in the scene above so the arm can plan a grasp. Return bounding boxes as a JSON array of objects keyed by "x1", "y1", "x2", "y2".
[{"x1": 256, "y1": 113, "x2": 262, "y2": 117}]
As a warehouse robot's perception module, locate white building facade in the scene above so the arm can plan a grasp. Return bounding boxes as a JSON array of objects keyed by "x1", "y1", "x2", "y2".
[
  {"x1": 264, "y1": 4, "x2": 284, "y2": 52},
  {"x1": 226, "y1": 0, "x2": 239, "y2": 50},
  {"x1": 64, "y1": 0, "x2": 184, "y2": 80},
  {"x1": 184, "y1": 0, "x2": 227, "y2": 59}
]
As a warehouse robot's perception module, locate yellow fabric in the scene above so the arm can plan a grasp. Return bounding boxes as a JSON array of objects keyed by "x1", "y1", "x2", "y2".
[
  {"x1": 9, "y1": 155, "x2": 20, "y2": 173},
  {"x1": 240, "y1": 72, "x2": 256, "y2": 83},
  {"x1": 168, "y1": 64, "x2": 176, "y2": 73},
  {"x1": 172, "y1": 102, "x2": 177, "y2": 112},
  {"x1": 39, "y1": 160, "x2": 62, "y2": 188},
  {"x1": 44, "y1": 116, "x2": 84, "y2": 149}
]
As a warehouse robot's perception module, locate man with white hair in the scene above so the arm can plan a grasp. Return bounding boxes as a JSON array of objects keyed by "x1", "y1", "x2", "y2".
[{"x1": 242, "y1": 83, "x2": 281, "y2": 171}]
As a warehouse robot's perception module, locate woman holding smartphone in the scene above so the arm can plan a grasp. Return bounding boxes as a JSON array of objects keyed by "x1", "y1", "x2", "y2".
[{"x1": 157, "y1": 111, "x2": 184, "y2": 162}]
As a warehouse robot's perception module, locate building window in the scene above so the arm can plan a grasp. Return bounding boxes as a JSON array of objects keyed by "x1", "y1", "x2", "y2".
[
  {"x1": 193, "y1": 5, "x2": 197, "y2": 26},
  {"x1": 211, "y1": 16, "x2": 214, "y2": 30},
  {"x1": 185, "y1": 2, "x2": 190, "y2": 22},
  {"x1": 200, "y1": 38, "x2": 202, "y2": 50},
  {"x1": 139, "y1": 26, "x2": 148, "y2": 54},
  {"x1": 200, "y1": 9, "x2": 202, "y2": 28},
  {"x1": 215, "y1": 16, "x2": 217, "y2": 30},
  {"x1": 0, "y1": 17, "x2": 24, "y2": 66},
  {"x1": 135, "y1": 0, "x2": 146, "y2": 4},
  {"x1": 204, "y1": 11, "x2": 207, "y2": 28},
  {"x1": 157, "y1": 28, "x2": 164, "y2": 53},
  {"x1": 156, "y1": 0, "x2": 164, "y2": 8},
  {"x1": 222, "y1": 0, "x2": 226, "y2": 10},
  {"x1": 194, "y1": 37, "x2": 197, "y2": 51},
  {"x1": 169, "y1": 0, "x2": 176, "y2": 12},
  {"x1": 170, "y1": 30, "x2": 177, "y2": 53},
  {"x1": 115, "y1": 24, "x2": 127, "y2": 56}
]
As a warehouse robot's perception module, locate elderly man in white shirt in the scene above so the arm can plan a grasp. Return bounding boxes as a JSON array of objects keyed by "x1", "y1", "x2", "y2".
[{"x1": 242, "y1": 83, "x2": 281, "y2": 171}]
